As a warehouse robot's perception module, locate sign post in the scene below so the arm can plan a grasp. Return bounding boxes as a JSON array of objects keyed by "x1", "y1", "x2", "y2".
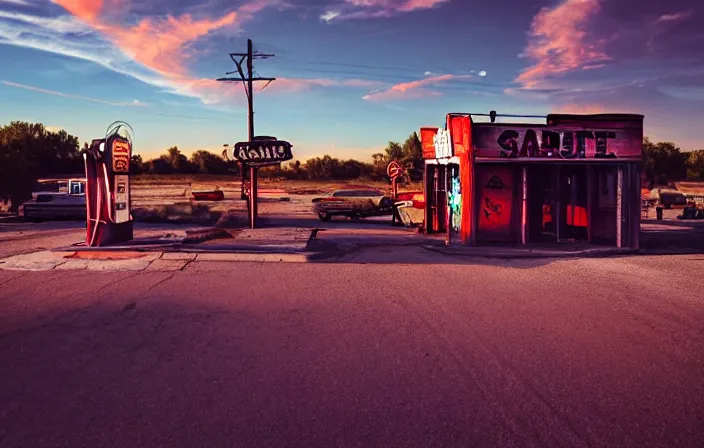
[
  {"x1": 231, "y1": 138, "x2": 293, "y2": 228},
  {"x1": 386, "y1": 161, "x2": 404, "y2": 200}
]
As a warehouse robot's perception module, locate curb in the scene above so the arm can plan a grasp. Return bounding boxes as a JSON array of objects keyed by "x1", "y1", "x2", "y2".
[
  {"x1": 421, "y1": 245, "x2": 640, "y2": 259},
  {"x1": 194, "y1": 252, "x2": 309, "y2": 263},
  {"x1": 637, "y1": 248, "x2": 704, "y2": 256}
]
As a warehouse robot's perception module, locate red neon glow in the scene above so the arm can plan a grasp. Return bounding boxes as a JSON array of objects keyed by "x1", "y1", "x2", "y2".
[
  {"x1": 446, "y1": 114, "x2": 473, "y2": 244},
  {"x1": 420, "y1": 127, "x2": 439, "y2": 159}
]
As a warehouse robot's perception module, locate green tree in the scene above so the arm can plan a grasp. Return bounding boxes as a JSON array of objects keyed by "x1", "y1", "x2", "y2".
[
  {"x1": 401, "y1": 132, "x2": 423, "y2": 181},
  {"x1": 384, "y1": 141, "x2": 404, "y2": 162},
  {"x1": 145, "y1": 158, "x2": 172, "y2": 174},
  {"x1": 0, "y1": 121, "x2": 81, "y2": 210},
  {"x1": 371, "y1": 153, "x2": 389, "y2": 178},
  {"x1": 643, "y1": 138, "x2": 687, "y2": 186},
  {"x1": 130, "y1": 154, "x2": 145, "y2": 174},
  {"x1": 190, "y1": 150, "x2": 229, "y2": 174},
  {"x1": 401, "y1": 132, "x2": 423, "y2": 168},
  {"x1": 158, "y1": 146, "x2": 192, "y2": 173},
  {"x1": 685, "y1": 150, "x2": 704, "y2": 180}
]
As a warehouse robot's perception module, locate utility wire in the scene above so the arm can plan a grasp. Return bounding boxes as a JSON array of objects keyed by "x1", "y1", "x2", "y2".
[
  {"x1": 271, "y1": 66, "x2": 508, "y2": 90},
  {"x1": 132, "y1": 110, "x2": 235, "y2": 123},
  {"x1": 276, "y1": 57, "x2": 424, "y2": 74}
]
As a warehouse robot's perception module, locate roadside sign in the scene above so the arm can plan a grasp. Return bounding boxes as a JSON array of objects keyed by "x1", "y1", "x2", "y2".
[
  {"x1": 233, "y1": 140, "x2": 293, "y2": 166},
  {"x1": 387, "y1": 161, "x2": 403, "y2": 179}
]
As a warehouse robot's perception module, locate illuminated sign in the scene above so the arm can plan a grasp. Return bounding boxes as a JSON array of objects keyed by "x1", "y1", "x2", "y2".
[
  {"x1": 111, "y1": 139, "x2": 130, "y2": 173},
  {"x1": 433, "y1": 128, "x2": 452, "y2": 159},
  {"x1": 234, "y1": 140, "x2": 293, "y2": 166},
  {"x1": 472, "y1": 126, "x2": 642, "y2": 160}
]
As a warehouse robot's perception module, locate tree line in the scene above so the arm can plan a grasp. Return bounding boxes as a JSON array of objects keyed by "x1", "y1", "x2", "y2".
[
  {"x1": 130, "y1": 132, "x2": 425, "y2": 182},
  {"x1": 2, "y1": 120, "x2": 704, "y2": 210}
]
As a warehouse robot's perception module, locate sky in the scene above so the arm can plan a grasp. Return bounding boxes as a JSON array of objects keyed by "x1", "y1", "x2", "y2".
[{"x1": 0, "y1": 0, "x2": 702, "y2": 161}]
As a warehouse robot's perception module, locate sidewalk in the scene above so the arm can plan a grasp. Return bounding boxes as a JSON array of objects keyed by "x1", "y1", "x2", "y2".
[{"x1": 2, "y1": 219, "x2": 701, "y2": 272}]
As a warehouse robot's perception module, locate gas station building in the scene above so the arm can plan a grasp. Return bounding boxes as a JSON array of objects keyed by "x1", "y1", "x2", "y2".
[{"x1": 420, "y1": 113, "x2": 644, "y2": 249}]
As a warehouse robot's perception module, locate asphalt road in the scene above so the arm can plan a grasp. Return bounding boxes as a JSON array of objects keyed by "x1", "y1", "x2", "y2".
[{"x1": 1, "y1": 253, "x2": 703, "y2": 447}]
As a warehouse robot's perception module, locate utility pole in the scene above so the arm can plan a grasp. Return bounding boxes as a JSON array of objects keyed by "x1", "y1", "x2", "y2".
[{"x1": 217, "y1": 39, "x2": 275, "y2": 229}]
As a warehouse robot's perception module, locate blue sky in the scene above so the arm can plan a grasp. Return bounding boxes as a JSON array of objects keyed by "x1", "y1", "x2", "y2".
[{"x1": 0, "y1": 0, "x2": 702, "y2": 161}]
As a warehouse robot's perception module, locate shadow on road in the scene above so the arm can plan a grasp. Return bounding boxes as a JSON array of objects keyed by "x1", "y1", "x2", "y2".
[{"x1": 641, "y1": 219, "x2": 704, "y2": 254}]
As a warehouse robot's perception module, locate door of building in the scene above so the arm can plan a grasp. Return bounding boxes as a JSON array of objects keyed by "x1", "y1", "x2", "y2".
[
  {"x1": 527, "y1": 165, "x2": 557, "y2": 242},
  {"x1": 560, "y1": 166, "x2": 588, "y2": 241},
  {"x1": 476, "y1": 166, "x2": 515, "y2": 243},
  {"x1": 425, "y1": 164, "x2": 448, "y2": 235}
]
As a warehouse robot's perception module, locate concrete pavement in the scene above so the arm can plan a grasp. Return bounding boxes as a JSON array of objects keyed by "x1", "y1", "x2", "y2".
[{"x1": 1, "y1": 254, "x2": 703, "y2": 447}]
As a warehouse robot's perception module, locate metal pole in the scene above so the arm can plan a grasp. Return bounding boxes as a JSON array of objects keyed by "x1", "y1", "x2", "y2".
[
  {"x1": 246, "y1": 39, "x2": 258, "y2": 228},
  {"x1": 617, "y1": 165, "x2": 623, "y2": 248},
  {"x1": 587, "y1": 166, "x2": 594, "y2": 244},
  {"x1": 249, "y1": 165, "x2": 258, "y2": 229},
  {"x1": 631, "y1": 164, "x2": 640, "y2": 250},
  {"x1": 556, "y1": 166, "x2": 561, "y2": 243},
  {"x1": 247, "y1": 39, "x2": 254, "y2": 145},
  {"x1": 521, "y1": 166, "x2": 528, "y2": 245}
]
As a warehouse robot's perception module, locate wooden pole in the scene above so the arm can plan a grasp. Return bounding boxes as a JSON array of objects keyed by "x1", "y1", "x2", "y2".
[
  {"x1": 521, "y1": 166, "x2": 528, "y2": 245},
  {"x1": 246, "y1": 39, "x2": 258, "y2": 229},
  {"x1": 617, "y1": 166, "x2": 623, "y2": 248},
  {"x1": 587, "y1": 166, "x2": 594, "y2": 244}
]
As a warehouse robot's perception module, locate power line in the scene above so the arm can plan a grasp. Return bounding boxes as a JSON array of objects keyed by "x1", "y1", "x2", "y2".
[
  {"x1": 217, "y1": 38, "x2": 277, "y2": 226},
  {"x1": 277, "y1": 57, "x2": 423, "y2": 74},
  {"x1": 269, "y1": 66, "x2": 508, "y2": 90}
]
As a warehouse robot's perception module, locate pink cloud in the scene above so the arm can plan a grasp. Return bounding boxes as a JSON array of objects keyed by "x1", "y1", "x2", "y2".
[
  {"x1": 398, "y1": 0, "x2": 449, "y2": 12},
  {"x1": 344, "y1": 0, "x2": 448, "y2": 9},
  {"x1": 552, "y1": 103, "x2": 608, "y2": 115},
  {"x1": 262, "y1": 78, "x2": 385, "y2": 93},
  {"x1": 53, "y1": 0, "x2": 104, "y2": 22},
  {"x1": 52, "y1": 0, "x2": 387, "y2": 104},
  {"x1": 515, "y1": 0, "x2": 609, "y2": 89},
  {"x1": 657, "y1": 11, "x2": 693, "y2": 23},
  {"x1": 54, "y1": 0, "x2": 237, "y2": 77},
  {"x1": 322, "y1": 0, "x2": 450, "y2": 21},
  {"x1": 180, "y1": 77, "x2": 383, "y2": 105},
  {"x1": 362, "y1": 74, "x2": 471, "y2": 101}
]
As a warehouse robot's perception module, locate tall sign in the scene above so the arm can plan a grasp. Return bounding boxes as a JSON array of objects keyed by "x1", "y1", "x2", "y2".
[
  {"x1": 233, "y1": 140, "x2": 293, "y2": 166},
  {"x1": 228, "y1": 136, "x2": 294, "y2": 228},
  {"x1": 83, "y1": 122, "x2": 134, "y2": 247}
]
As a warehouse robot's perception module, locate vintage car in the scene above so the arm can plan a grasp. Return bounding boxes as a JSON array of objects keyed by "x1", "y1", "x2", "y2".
[
  {"x1": 19, "y1": 178, "x2": 86, "y2": 221},
  {"x1": 312, "y1": 188, "x2": 395, "y2": 221},
  {"x1": 393, "y1": 192, "x2": 425, "y2": 227},
  {"x1": 649, "y1": 188, "x2": 688, "y2": 209}
]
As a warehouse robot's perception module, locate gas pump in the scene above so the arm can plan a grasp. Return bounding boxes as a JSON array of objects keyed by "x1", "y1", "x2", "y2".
[{"x1": 83, "y1": 122, "x2": 134, "y2": 247}]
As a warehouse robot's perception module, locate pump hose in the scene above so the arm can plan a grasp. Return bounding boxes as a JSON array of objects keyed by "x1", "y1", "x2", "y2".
[{"x1": 88, "y1": 153, "x2": 103, "y2": 247}]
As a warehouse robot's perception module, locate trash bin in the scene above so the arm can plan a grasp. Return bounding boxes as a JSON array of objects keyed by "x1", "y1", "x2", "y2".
[{"x1": 656, "y1": 206, "x2": 663, "y2": 221}]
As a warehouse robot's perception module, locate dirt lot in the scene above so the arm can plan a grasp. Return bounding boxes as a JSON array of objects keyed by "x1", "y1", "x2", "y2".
[
  {"x1": 132, "y1": 175, "x2": 420, "y2": 195},
  {"x1": 130, "y1": 175, "x2": 420, "y2": 221}
]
